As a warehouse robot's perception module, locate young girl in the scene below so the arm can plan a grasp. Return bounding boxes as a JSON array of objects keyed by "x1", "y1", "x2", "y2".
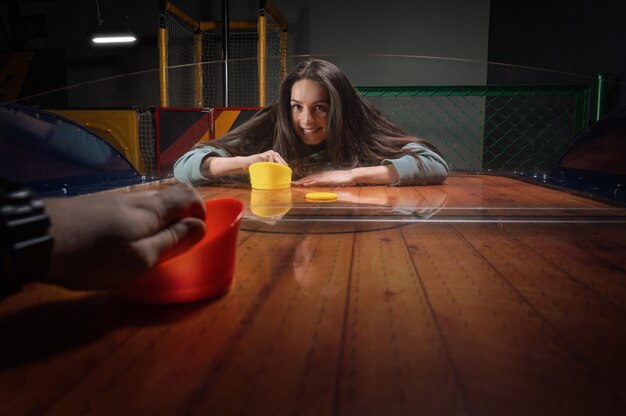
[{"x1": 174, "y1": 59, "x2": 448, "y2": 186}]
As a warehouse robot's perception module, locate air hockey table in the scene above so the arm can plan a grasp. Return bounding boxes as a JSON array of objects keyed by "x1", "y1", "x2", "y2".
[{"x1": 1, "y1": 173, "x2": 625, "y2": 415}]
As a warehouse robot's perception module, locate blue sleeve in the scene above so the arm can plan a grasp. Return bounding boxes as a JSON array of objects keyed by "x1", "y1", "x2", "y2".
[
  {"x1": 173, "y1": 145, "x2": 231, "y2": 186},
  {"x1": 381, "y1": 143, "x2": 449, "y2": 185}
]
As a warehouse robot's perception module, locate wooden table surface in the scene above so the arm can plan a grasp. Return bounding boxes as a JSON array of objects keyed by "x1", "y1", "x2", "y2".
[{"x1": 1, "y1": 173, "x2": 625, "y2": 415}]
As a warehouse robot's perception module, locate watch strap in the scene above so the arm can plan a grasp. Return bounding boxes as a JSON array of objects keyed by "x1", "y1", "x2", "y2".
[{"x1": 1, "y1": 180, "x2": 54, "y2": 294}]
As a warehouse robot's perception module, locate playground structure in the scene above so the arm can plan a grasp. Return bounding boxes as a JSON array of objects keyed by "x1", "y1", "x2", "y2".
[
  {"x1": 45, "y1": 106, "x2": 260, "y2": 178},
  {"x1": 40, "y1": 1, "x2": 289, "y2": 179},
  {"x1": 159, "y1": 0, "x2": 288, "y2": 108}
]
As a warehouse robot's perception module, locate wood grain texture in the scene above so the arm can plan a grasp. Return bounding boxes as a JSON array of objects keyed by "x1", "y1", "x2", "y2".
[{"x1": 1, "y1": 174, "x2": 625, "y2": 415}]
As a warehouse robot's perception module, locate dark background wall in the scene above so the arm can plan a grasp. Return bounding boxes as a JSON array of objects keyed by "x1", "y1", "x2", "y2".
[
  {"x1": 487, "y1": 0, "x2": 626, "y2": 112},
  {"x1": 1, "y1": 0, "x2": 624, "y2": 110}
]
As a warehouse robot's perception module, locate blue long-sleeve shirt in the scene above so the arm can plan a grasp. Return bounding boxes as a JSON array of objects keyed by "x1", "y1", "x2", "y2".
[{"x1": 173, "y1": 142, "x2": 448, "y2": 186}]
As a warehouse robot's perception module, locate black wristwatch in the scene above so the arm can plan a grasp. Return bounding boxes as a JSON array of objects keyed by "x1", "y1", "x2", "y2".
[{"x1": 1, "y1": 179, "x2": 54, "y2": 295}]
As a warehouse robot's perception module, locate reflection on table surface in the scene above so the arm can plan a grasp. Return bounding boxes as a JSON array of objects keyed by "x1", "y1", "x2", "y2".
[
  {"x1": 193, "y1": 173, "x2": 626, "y2": 230},
  {"x1": 1, "y1": 173, "x2": 626, "y2": 415}
]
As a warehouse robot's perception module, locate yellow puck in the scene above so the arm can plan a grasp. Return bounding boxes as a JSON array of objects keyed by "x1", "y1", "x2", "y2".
[{"x1": 305, "y1": 192, "x2": 337, "y2": 201}]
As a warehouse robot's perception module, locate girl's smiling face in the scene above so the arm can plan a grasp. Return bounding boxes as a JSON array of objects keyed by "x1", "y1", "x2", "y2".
[{"x1": 290, "y1": 79, "x2": 330, "y2": 145}]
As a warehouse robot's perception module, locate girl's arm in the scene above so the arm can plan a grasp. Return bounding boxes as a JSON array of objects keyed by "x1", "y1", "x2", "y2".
[
  {"x1": 379, "y1": 145, "x2": 449, "y2": 185},
  {"x1": 201, "y1": 151, "x2": 287, "y2": 177},
  {"x1": 292, "y1": 165, "x2": 399, "y2": 186},
  {"x1": 174, "y1": 146, "x2": 286, "y2": 186},
  {"x1": 293, "y1": 143, "x2": 448, "y2": 187}
]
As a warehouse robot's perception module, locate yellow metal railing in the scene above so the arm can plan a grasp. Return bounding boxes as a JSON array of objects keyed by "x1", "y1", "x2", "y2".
[{"x1": 159, "y1": 0, "x2": 288, "y2": 108}]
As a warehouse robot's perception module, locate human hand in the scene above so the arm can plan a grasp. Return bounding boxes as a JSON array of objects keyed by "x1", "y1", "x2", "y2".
[
  {"x1": 239, "y1": 150, "x2": 288, "y2": 170},
  {"x1": 43, "y1": 183, "x2": 207, "y2": 290},
  {"x1": 293, "y1": 165, "x2": 400, "y2": 187},
  {"x1": 201, "y1": 151, "x2": 288, "y2": 178},
  {"x1": 292, "y1": 170, "x2": 355, "y2": 187}
]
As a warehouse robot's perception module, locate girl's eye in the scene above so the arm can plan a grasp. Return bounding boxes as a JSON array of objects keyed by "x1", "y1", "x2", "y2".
[{"x1": 291, "y1": 104, "x2": 302, "y2": 111}]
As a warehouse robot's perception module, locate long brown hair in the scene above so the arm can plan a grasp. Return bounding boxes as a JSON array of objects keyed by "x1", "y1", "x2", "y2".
[{"x1": 200, "y1": 59, "x2": 442, "y2": 168}]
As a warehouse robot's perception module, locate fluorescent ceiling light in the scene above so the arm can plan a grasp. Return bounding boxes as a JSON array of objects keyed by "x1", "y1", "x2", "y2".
[
  {"x1": 91, "y1": 0, "x2": 137, "y2": 46},
  {"x1": 91, "y1": 33, "x2": 137, "y2": 44}
]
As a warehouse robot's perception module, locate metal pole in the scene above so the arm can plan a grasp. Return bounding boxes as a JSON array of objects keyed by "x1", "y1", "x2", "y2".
[
  {"x1": 222, "y1": 0, "x2": 229, "y2": 107},
  {"x1": 158, "y1": 27, "x2": 169, "y2": 108},
  {"x1": 158, "y1": 1, "x2": 169, "y2": 107},
  {"x1": 257, "y1": 8, "x2": 267, "y2": 107},
  {"x1": 194, "y1": 32, "x2": 203, "y2": 108},
  {"x1": 594, "y1": 73, "x2": 608, "y2": 121}
]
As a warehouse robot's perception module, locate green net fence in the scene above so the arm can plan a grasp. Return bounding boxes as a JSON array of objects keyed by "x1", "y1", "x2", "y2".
[{"x1": 357, "y1": 85, "x2": 590, "y2": 173}]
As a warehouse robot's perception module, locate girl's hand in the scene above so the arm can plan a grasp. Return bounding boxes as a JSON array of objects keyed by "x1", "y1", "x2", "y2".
[
  {"x1": 292, "y1": 170, "x2": 355, "y2": 187},
  {"x1": 293, "y1": 165, "x2": 400, "y2": 187},
  {"x1": 239, "y1": 151, "x2": 288, "y2": 170},
  {"x1": 202, "y1": 151, "x2": 288, "y2": 177}
]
